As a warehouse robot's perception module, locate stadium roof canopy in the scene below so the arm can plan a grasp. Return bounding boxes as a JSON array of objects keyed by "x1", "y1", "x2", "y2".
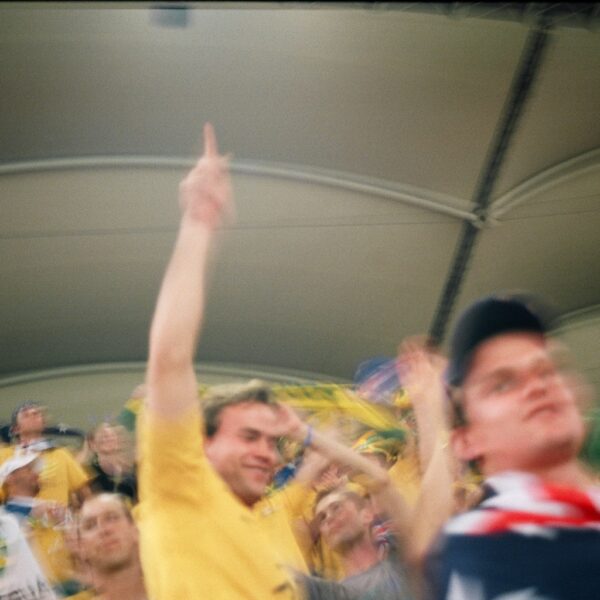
[{"x1": 1, "y1": 2, "x2": 599, "y2": 412}]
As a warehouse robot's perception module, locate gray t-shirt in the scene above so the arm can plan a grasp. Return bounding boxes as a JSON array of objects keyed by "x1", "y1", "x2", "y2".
[
  {"x1": 299, "y1": 549, "x2": 413, "y2": 600},
  {"x1": 340, "y1": 552, "x2": 413, "y2": 600}
]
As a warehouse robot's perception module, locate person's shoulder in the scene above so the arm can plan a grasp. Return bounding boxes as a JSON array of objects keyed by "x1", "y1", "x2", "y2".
[
  {"x1": 138, "y1": 402, "x2": 203, "y2": 442},
  {"x1": 0, "y1": 508, "x2": 23, "y2": 533},
  {"x1": 429, "y1": 503, "x2": 489, "y2": 539},
  {"x1": 0, "y1": 445, "x2": 15, "y2": 462},
  {"x1": 46, "y1": 445, "x2": 79, "y2": 461}
]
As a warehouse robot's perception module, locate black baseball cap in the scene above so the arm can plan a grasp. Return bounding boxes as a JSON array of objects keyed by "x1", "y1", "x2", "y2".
[{"x1": 447, "y1": 294, "x2": 553, "y2": 387}]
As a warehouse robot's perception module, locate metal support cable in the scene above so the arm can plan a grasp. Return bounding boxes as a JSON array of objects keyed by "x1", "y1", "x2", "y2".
[{"x1": 428, "y1": 18, "x2": 553, "y2": 345}]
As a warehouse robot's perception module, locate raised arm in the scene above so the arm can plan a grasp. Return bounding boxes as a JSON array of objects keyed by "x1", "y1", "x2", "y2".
[
  {"x1": 397, "y1": 339, "x2": 455, "y2": 564},
  {"x1": 276, "y1": 405, "x2": 412, "y2": 541},
  {"x1": 396, "y1": 337, "x2": 448, "y2": 473},
  {"x1": 146, "y1": 124, "x2": 233, "y2": 419}
]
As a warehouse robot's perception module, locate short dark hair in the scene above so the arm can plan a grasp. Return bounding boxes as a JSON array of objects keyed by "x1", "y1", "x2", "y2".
[{"x1": 202, "y1": 379, "x2": 276, "y2": 438}]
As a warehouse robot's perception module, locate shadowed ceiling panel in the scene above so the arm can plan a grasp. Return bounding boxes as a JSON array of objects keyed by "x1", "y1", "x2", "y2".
[
  {"x1": 0, "y1": 3, "x2": 599, "y2": 391},
  {"x1": 0, "y1": 165, "x2": 460, "y2": 377},
  {"x1": 0, "y1": 6, "x2": 527, "y2": 199},
  {"x1": 556, "y1": 307, "x2": 600, "y2": 396},
  {"x1": 495, "y1": 26, "x2": 600, "y2": 197}
]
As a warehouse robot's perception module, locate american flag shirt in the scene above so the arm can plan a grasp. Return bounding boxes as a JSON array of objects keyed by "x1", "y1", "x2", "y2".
[{"x1": 425, "y1": 471, "x2": 600, "y2": 600}]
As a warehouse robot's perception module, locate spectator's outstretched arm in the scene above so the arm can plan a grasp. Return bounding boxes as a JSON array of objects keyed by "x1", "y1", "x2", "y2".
[
  {"x1": 276, "y1": 405, "x2": 412, "y2": 541},
  {"x1": 396, "y1": 337, "x2": 448, "y2": 473},
  {"x1": 397, "y1": 339, "x2": 455, "y2": 564},
  {"x1": 146, "y1": 124, "x2": 233, "y2": 419}
]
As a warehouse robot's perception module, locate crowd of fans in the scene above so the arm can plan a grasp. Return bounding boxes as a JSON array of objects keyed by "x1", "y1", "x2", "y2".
[
  {"x1": 0, "y1": 402, "x2": 140, "y2": 599},
  {"x1": 1, "y1": 124, "x2": 598, "y2": 599}
]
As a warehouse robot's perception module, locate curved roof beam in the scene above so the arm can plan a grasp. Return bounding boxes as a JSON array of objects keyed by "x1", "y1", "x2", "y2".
[
  {"x1": 0, "y1": 156, "x2": 475, "y2": 223},
  {"x1": 0, "y1": 361, "x2": 346, "y2": 388},
  {"x1": 556, "y1": 303, "x2": 600, "y2": 329},
  {"x1": 490, "y1": 147, "x2": 600, "y2": 219}
]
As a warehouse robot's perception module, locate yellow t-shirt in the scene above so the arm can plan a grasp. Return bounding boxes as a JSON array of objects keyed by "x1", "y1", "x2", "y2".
[
  {"x1": 0, "y1": 446, "x2": 89, "y2": 506},
  {"x1": 137, "y1": 407, "x2": 298, "y2": 600},
  {"x1": 65, "y1": 591, "x2": 94, "y2": 600},
  {"x1": 28, "y1": 521, "x2": 76, "y2": 587},
  {"x1": 389, "y1": 453, "x2": 422, "y2": 508},
  {"x1": 255, "y1": 482, "x2": 309, "y2": 574}
]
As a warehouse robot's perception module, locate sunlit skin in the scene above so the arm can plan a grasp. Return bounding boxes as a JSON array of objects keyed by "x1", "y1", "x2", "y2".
[
  {"x1": 79, "y1": 495, "x2": 138, "y2": 574},
  {"x1": 92, "y1": 425, "x2": 121, "y2": 456},
  {"x1": 204, "y1": 402, "x2": 282, "y2": 507},
  {"x1": 5, "y1": 463, "x2": 41, "y2": 497},
  {"x1": 362, "y1": 452, "x2": 391, "y2": 471},
  {"x1": 453, "y1": 332, "x2": 586, "y2": 477},
  {"x1": 313, "y1": 490, "x2": 384, "y2": 578},
  {"x1": 90, "y1": 424, "x2": 133, "y2": 476},
  {"x1": 314, "y1": 491, "x2": 371, "y2": 552},
  {"x1": 14, "y1": 406, "x2": 45, "y2": 443},
  {"x1": 4, "y1": 462, "x2": 67, "y2": 525}
]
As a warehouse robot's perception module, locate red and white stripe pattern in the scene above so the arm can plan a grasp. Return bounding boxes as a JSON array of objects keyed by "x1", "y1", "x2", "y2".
[{"x1": 446, "y1": 472, "x2": 600, "y2": 536}]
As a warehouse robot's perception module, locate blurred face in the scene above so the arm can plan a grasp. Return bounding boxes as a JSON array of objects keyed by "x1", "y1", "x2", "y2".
[
  {"x1": 315, "y1": 491, "x2": 371, "y2": 552},
  {"x1": 15, "y1": 406, "x2": 45, "y2": 437},
  {"x1": 93, "y1": 425, "x2": 121, "y2": 456},
  {"x1": 79, "y1": 496, "x2": 138, "y2": 573},
  {"x1": 455, "y1": 333, "x2": 585, "y2": 475},
  {"x1": 204, "y1": 402, "x2": 281, "y2": 507}
]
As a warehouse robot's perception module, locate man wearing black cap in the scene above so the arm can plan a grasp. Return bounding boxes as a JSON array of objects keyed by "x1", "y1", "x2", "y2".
[{"x1": 425, "y1": 294, "x2": 600, "y2": 600}]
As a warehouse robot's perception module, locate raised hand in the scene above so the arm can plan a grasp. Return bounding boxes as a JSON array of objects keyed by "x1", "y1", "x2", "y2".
[
  {"x1": 396, "y1": 336, "x2": 447, "y2": 402},
  {"x1": 274, "y1": 403, "x2": 308, "y2": 443},
  {"x1": 130, "y1": 383, "x2": 147, "y2": 400},
  {"x1": 396, "y1": 336, "x2": 449, "y2": 472},
  {"x1": 178, "y1": 123, "x2": 234, "y2": 229},
  {"x1": 147, "y1": 123, "x2": 236, "y2": 419},
  {"x1": 31, "y1": 500, "x2": 67, "y2": 526},
  {"x1": 294, "y1": 449, "x2": 335, "y2": 489}
]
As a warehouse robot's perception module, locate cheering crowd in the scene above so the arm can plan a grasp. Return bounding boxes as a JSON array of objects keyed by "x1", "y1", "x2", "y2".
[{"x1": 1, "y1": 124, "x2": 599, "y2": 600}]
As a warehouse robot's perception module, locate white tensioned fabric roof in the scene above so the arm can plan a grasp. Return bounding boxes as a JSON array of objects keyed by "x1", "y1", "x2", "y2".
[{"x1": 1, "y1": 2, "x2": 599, "y2": 423}]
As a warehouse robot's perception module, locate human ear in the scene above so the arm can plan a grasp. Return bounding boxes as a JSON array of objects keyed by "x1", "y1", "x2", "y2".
[
  {"x1": 451, "y1": 427, "x2": 480, "y2": 462},
  {"x1": 360, "y1": 505, "x2": 375, "y2": 529}
]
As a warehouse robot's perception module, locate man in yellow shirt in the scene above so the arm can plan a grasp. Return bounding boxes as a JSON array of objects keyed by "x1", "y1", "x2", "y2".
[
  {"x1": 140, "y1": 124, "x2": 418, "y2": 599},
  {"x1": 200, "y1": 380, "x2": 310, "y2": 574},
  {"x1": 0, "y1": 402, "x2": 90, "y2": 507},
  {"x1": 140, "y1": 124, "x2": 303, "y2": 599}
]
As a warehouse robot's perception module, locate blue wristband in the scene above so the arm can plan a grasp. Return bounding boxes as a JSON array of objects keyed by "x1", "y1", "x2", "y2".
[{"x1": 302, "y1": 425, "x2": 313, "y2": 449}]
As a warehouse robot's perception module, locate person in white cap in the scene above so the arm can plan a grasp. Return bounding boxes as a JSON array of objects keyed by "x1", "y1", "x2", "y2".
[
  {"x1": 1, "y1": 452, "x2": 81, "y2": 597},
  {"x1": 0, "y1": 460, "x2": 56, "y2": 599},
  {"x1": 0, "y1": 402, "x2": 90, "y2": 509}
]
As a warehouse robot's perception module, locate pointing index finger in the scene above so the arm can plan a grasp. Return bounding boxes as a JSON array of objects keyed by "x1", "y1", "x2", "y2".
[{"x1": 203, "y1": 122, "x2": 218, "y2": 157}]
